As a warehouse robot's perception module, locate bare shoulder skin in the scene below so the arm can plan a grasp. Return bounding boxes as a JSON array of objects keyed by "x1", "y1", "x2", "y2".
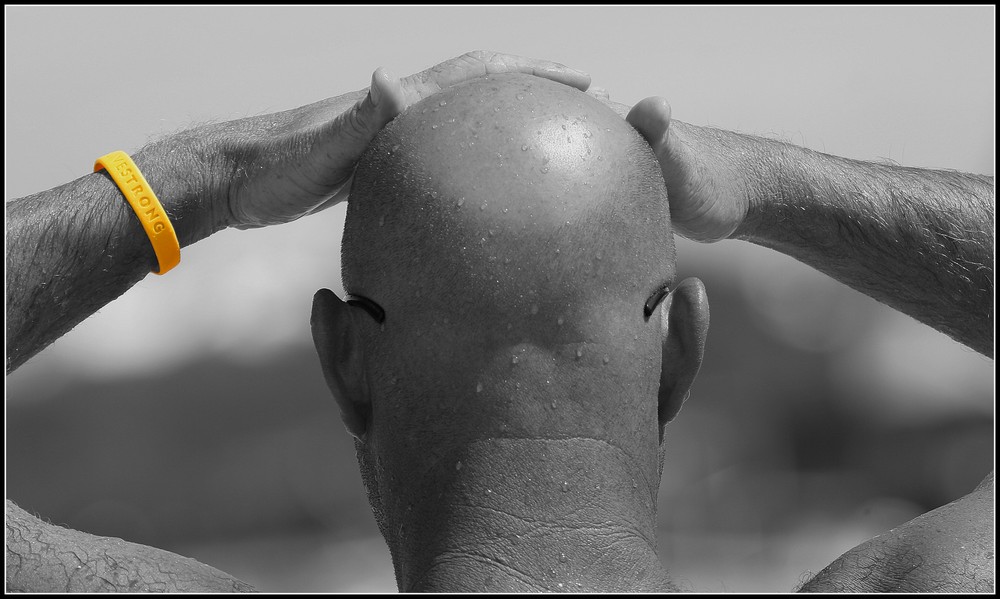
[
  {"x1": 798, "y1": 474, "x2": 994, "y2": 593},
  {"x1": 6, "y1": 500, "x2": 255, "y2": 592}
]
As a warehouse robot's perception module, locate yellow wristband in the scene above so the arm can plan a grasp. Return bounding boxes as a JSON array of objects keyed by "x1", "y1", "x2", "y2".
[{"x1": 94, "y1": 151, "x2": 180, "y2": 275}]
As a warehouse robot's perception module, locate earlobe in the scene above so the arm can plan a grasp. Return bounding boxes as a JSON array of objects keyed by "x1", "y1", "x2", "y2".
[
  {"x1": 310, "y1": 288, "x2": 372, "y2": 441},
  {"x1": 657, "y1": 278, "x2": 710, "y2": 441}
]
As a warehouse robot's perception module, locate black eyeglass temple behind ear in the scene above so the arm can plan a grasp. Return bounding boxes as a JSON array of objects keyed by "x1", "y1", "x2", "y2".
[
  {"x1": 346, "y1": 294, "x2": 386, "y2": 324},
  {"x1": 643, "y1": 285, "x2": 670, "y2": 319}
]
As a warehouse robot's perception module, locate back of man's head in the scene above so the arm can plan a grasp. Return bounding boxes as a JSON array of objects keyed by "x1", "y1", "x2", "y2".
[
  {"x1": 315, "y1": 73, "x2": 708, "y2": 591},
  {"x1": 343, "y1": 73, "x2": 674, "y2": 437}
]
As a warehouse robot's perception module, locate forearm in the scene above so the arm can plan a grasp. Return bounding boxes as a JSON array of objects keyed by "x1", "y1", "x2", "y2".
[
  {"x1": 676, "y1": 122, "x2": 994, "y2": 356},
  {"x1": 5, "y1": 499, "x2": 255, "y2": 592},
  {"x1": 4, "y1": 137, "x2": 215, "y2": 374}
]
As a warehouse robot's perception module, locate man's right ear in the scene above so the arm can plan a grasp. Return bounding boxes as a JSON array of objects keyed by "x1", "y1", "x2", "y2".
[{"x1": 310, "y1": 288, "x2": 371, "y2": 442}]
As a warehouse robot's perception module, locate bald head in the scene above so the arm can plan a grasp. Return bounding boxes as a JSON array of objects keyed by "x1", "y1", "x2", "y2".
[
  {"x1": 344, "y1": 73, "x2": 673, "y2": 327},
  {"x1": 317, "y1": 72, "x2": 709, "y2": 592},
  {"x1": 343, "y1": 74, "x2": 674, "y2": 430}
]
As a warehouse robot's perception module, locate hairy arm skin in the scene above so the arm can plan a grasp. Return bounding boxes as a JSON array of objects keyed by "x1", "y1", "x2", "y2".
[
  {"x1": 672, "y1": 121, "x2": 994, "y2": 357},
  {"x1": 6, "y1": 500, "x2": 255, "y2": 592},
  {"x1": 5, "y1": 135, "x2": 218, "y2": 375},
  {"x1": 797, "y1": 473, "x2": 995, "y2": 593}
]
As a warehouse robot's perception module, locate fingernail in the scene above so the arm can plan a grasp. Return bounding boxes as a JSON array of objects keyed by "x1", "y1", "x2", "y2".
[{"x1": 369, "y1": 69, "x2": 383, "y2": 107}]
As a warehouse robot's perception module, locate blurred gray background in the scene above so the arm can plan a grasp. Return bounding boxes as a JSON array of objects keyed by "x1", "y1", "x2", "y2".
[{"x1": 5, "y1": 5, "x2": 994, "y2": 592}]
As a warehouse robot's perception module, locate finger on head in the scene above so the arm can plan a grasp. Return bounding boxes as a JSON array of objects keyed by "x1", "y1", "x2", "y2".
[
  {"x1": 587, "y1": 86, "x2": 610, "y2": 101},
  {"x1": 627, "y1": 96, "x2": 672, "y2": 147},
  {"x1": 532, "y1": 62, "x2": 591, "y2": 91},
  {"x1": 370, "y1": 66, "x2": 406, "y2": 117}
]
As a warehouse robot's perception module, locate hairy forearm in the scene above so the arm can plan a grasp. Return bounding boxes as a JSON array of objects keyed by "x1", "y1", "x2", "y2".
[
  {"x1": 5, "y1": 499, "x2": 254, "y2": 592},
  {"x1": 700, "y1": 125, "x2": 994, "y2": 356},
  {"x1": 4, "y1": 138, "x2": 214, "y2": 374}
]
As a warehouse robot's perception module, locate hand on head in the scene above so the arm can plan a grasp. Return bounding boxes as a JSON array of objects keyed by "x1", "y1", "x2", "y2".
[
  {"x1": 627, "y1": 96, "x2": 751, "y2": 242},
  {"x1": 206, "y1": 51, "x2": 591, "y2": 232}
]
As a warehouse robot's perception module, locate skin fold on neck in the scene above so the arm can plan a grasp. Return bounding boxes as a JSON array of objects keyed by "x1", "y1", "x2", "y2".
[{"x1": 383, "y1": 435, "x2": 676, "y2": 592}]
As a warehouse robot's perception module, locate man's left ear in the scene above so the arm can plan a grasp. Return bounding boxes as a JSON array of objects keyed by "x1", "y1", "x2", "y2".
[
  {"x1": 310, "y1": 288, "x2": 372, "y2": 442},
  {"x1": 657, "y1": 278, "x2": 709, "y2": 440}
]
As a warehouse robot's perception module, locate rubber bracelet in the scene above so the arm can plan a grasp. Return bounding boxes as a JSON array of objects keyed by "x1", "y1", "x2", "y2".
[{"x1": 94, "y1": 151, "x2": 180, "y2": 274}]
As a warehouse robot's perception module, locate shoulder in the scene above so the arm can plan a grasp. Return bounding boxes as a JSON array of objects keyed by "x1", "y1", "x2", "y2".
[{"x1": 798, "y1": 473, "x2": 994, "y2": 593}]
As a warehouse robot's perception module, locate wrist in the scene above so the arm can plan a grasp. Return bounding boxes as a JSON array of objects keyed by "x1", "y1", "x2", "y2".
[
  {"x1": 728, "y1": 131, "x2": 807, "y2": 244},
  {"x1": 130, "y1": 132, "x2": 227, "y2": 248},
  {"x1": 668, "y1": 121, "x2": 762, "y2": 242}
]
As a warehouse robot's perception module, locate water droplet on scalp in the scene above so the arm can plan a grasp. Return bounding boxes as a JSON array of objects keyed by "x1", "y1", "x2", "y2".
[
  {"x1": 521, "y1": 144, "x2": 529, "y2": 151},
  {"x1": 575, "y1": 347, "x2": 584, "y2": 360},
  {"x1": 476, "y1": 382, "x2": 483, "y2": 393},
  {"x1": 598, "y1": 155, "x2": 604, "y2": 161},
  {"x1": 391, "y1": 144, "x2": 400, "y2": 152},
  {"x1": 480, "y1": 202, "x2": 487, "y2": 211},
  {"x1": 551, "y1": 400, "x2": 557, "y2": 410},
  {"x1": 511, "y1": 355, "x2": 519, "y2": 365},
  {"x1": 504, "y1": 257, "x2": 511, "y2": 264},
  {"x1": 540, "y1": 167, "x2": 549, "y2": 174},
  {"x1": 559, "y1": 553, "x2": 568, "y2": 563},
  {"x1": 456, "y1": 460, "x2": 463, "y2": 470},
  {"x1": 439, "y1": 100, "x2": 447, "y2": 107},
  {"x1": 516, "y1": 93, "x2": 524, "y2": 100},
  {"x1": 603, "y1": 356, "x2": 610, "y2": 364},
  {"x1": 494, "y1": 106, "x2": 501, "y2": 112},
  {"x1": 561, "y1": 481, "x2": 569, "y2": 492},
  {"x1": 557, "y1": 316, "x2": 564, "y2": 326},
  {"x1": 430, "y1": 191, "x2": 438, "y2": 199},
  {"x1": 502, "y1": 208, "x2": 509, "y2": 214},
  {"x1": 457, "y1": 197, "x2": 465, "y2": 207}
]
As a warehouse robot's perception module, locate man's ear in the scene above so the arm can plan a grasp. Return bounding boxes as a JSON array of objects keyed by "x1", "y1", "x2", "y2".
[
  {"x1": 657, "y1": 278, "x2": 709, "y2": 441},
  {"x1": 311, "y1": 288, "x2": 371, "y2": 442}
]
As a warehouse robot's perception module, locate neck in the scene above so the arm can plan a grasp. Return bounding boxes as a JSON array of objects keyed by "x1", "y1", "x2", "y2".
[{"x1": 387, "y1": 437, "x2": 676, "y2": 592}]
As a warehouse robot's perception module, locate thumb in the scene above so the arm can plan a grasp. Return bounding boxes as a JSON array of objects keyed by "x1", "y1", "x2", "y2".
[
  {"x1": 627, "y1": 96, "x2": 672, "y2": 151},
  {"x1": 367, "y1": 66, "x2": 407, "y2": 126}
]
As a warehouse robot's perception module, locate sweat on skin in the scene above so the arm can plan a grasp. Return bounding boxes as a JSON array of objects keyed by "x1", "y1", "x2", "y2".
[{"x1": 310, "y1": 73, "x2": 709, "y2": 592}]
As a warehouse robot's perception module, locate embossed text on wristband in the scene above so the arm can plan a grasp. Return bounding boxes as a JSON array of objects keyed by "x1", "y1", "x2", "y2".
[{"x1": 94, "y1": 151, "x2": 180, "y2": 274}]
